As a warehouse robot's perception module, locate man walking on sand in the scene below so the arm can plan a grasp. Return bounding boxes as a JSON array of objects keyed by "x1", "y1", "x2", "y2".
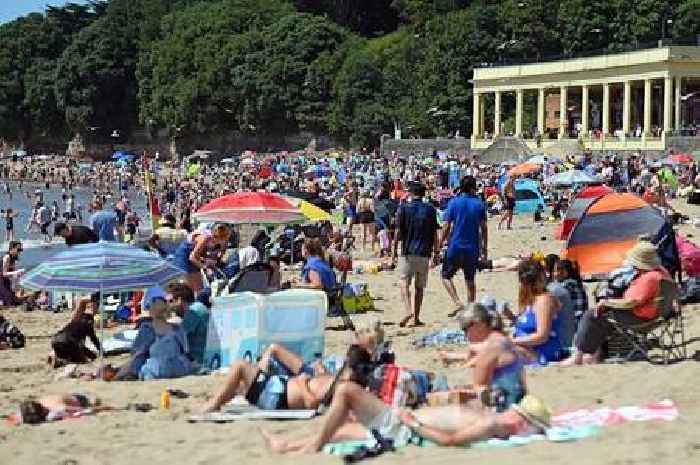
[
  {"x1": 392, "y1": 182, "x2": 440, "y2": 327},
  {"x1": 440, "y1": 176, "x2": 488, "y2": 316}
]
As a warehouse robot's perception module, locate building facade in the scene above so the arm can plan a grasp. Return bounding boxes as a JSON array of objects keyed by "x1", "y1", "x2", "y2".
[{"x1": 471, "y1": 46, "x2": 700, "y2": 152}]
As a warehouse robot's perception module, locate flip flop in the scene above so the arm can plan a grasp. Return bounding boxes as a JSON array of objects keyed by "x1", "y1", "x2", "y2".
[{"x1": 398, "y1": 315, "x2": 413, "y2": 328}]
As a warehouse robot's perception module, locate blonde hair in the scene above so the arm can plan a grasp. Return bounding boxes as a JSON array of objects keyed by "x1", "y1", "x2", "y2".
[{"x1": 355, "y1": 317, "x2": 384, "y2": 346}]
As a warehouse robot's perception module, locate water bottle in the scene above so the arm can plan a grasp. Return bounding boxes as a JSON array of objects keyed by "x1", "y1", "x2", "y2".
[{"x1": 160, "y1": 390, "x2": 171, "y2": 410}]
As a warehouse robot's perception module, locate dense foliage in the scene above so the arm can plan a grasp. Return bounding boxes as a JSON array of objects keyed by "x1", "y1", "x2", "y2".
[{"x1": 0, "y1": 0, "x2": 697, "y2": 147}]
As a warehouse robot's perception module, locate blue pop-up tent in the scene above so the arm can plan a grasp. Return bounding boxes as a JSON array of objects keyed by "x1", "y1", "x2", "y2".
[{"x1": 513, "y1": 179, "x2": 545, "y2": 214}]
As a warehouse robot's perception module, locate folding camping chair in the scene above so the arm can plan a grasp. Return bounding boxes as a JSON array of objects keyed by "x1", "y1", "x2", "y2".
[
  {"x1": 606, "y1": 279, "x2": 687, "y2": 364},
  {"x1": 224, "y1": 262, "x2": 275, "y2": 295}
]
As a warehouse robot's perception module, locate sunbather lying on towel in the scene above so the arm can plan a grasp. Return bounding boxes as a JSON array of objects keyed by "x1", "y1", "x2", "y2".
[
  {"x1": 203, "y1": 345, "x2": 373, "y2": 413},
  {"x1": 258, "y1": 317, "x2": 391, "y2": 377},
  {"x1": 7, "y1": 393, "x2": 112, "y2": 425},
  {"x1": 261, "y1": 384, "x2": 551, "y2": 454}
]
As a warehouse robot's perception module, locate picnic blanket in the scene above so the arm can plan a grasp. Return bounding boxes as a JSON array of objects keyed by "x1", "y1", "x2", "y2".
[{"x1": 323, "y1": 399, "x2": 679, "y2": 454}]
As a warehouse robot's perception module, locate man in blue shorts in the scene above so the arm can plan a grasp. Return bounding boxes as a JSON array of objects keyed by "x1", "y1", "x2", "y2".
[{"x1": 440, "y1": 176, "x2": 488, "y2": 316}]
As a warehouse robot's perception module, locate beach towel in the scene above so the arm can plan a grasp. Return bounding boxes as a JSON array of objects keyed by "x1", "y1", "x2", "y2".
[
  {"x1": 412, "y1": 328, "x2": 466, "y2": 348},
  {"x1": 323, "y1": 399, "x2": 679, "y2": 455},
  {"x1": 187, "y1": 410, "x2": 316, "y2": 423},
  {"x1": 102, "y1": 329, "x2": 138, "y2": 355}
]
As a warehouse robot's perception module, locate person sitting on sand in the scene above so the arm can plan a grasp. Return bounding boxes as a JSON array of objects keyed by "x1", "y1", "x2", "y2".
[
  {"x1": 8, "y1": 393, "x2": 110, "y2": 425},
  {"x1": 503, "y1": 259, "x2": 563, "y2": 363},
  {"x1": 562, "y1": 241, "x2": 671, "y2": 366},
  {"x1": 112, "y1": 293, "x2": 193, "y2": 380},
  {"x1": 203, "y1": 345, "x2": 372, "y2": 413},
  {"x1": 48, "y1": 294, "x2": 101, "y2": 368},
  {"x1": 258, "y1": 317, "x2": 391, "y2": 377},
  {"x1": 437, "y1": 303, "x2": 526, "y2": 411},
  {"x1": 261, "y1": 389, "x2": 551, "y2": 453}
]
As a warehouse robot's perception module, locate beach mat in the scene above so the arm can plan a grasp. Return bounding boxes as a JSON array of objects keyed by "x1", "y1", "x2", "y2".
[{"x1": 188, "y1": 409, "x2": 316, "y2": 423}]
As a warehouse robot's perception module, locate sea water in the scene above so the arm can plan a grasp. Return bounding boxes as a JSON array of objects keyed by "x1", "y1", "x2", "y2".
[{"x1": 0, "y1": 181, "x2": 148, "y2": 268}]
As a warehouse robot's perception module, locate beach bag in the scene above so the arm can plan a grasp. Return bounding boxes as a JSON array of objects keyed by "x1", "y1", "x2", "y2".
[
  {"x1": 676, "y1": 235, "x2": 700, "y2": 277},
  {"x1": 342, "y1": 283, "x2": 374, "y2": 314},
  {"x1": 370, "y1": 364, "x2": 420, "y2": 408},
  {"x1": 0, "y1": 315, "x2": 25, "y2": 349}
]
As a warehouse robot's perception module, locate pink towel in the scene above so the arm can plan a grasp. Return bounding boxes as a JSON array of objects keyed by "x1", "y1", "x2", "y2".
[{"x1": 553, "y1": 400, "x2": 679, "y2": 428}]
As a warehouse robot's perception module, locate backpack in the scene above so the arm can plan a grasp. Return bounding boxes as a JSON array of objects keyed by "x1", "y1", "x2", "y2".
[{"x1": 0, "y1": 315, "x2": 25, "y2": 348}]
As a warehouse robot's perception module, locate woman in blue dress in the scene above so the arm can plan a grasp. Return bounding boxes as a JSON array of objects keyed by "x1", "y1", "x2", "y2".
[{"x1": 507, "y1": 259, "x2": 563, "y2": 364}]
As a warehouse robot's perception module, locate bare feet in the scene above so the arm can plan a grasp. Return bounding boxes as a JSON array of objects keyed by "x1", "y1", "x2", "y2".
[
  {"x1": 201, "y1": 399, "x2": 220, "y2": 414},
  {"x1": 556, "y1": 356, "x2": 582, "y2": 367},
  {"x1": 410, "y1": 321, "x2": 425, "y2": 327},
  {"x1": 260, "y1": 428, "x2": 288, "y2": 454},
  {"x1": 448, "y1": 304, "x2": 464, "y2": 318}
]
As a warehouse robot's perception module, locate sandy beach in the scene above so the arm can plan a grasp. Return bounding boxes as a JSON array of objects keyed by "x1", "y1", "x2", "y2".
[{"x1": 2, "y1": 202, "x2": 699, "y2": 465}]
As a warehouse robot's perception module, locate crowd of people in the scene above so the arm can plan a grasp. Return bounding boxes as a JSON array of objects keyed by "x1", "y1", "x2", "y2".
[{"x1": 0, "y1": 146, "x2": 693, "y2": 454}]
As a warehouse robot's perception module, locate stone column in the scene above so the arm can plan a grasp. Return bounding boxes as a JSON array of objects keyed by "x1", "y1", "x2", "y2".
[
  {"x1": 479, "y1": 95, "x2": 485, "y2": 135},
  {"x1": 515, "y1": 89, "x2": 524, "y2": 137},
  {"x1": 537, "y1": 88, "x2": 545, "y2": 136},
  {"x1": 675, "y1": 76, "x2": 682, "y2": 131},
  {"x1": 558, "y1": 86, "x2": 567, "y2": 139},
  {"x1": 581, "y1": 85, "x2": 590, "y2": 137},
  {"x1": 472, "y1": 91, "x2": 481, "y2": 143},
  {"x1": 602, "y1": 83, "x2": 610, "y2": 136},
  {"x1": 643, "y1": 79, "x2": 652, "y2": 138},
  {"x1": 494, "y1": 91, "x2": 502, "y2": 136},
  {"x1": 622, "y1": 80, "x2": 631, "y2": 139},
  {"x1": 663, "y1": 75, "x2": 672, "y2": 135}
]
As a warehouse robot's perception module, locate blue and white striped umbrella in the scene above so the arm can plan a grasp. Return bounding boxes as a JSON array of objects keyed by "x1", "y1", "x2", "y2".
[{"x1": 20, "y1": 241, "x2": 184, "y2": 292}]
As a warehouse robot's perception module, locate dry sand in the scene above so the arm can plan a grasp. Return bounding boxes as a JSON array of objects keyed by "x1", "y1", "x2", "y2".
[{"x1": 1, "y1": 201, "x2": 700, "y2": 465}]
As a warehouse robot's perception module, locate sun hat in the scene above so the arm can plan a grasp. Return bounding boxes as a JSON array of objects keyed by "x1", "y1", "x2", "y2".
[
  {"x1": 624, "y1": 240, "x2": 661, "y2": 271},
  {"x1": 512, "y1": 395, "x2": 552, "y2": 431}
]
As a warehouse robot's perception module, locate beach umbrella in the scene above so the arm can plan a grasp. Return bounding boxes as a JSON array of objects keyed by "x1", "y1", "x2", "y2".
[
  {"x1": 297, "y1": 200, "x2": 333, "y2": 222},
  {"x1": 194, "y1": 192, "x2": 306, "y2": 224},
  {"x1": 19, "y1": 241, "x2": 185, "y2": 364},
  {"x1": 20, "y1": 242, "x2": 185, "y2": 292},
  {"x1": 508, "y1": 163, "x2": 540, "y2": 176},
  {"x1": 112, "y1": 151, "x2": 133, "y2": 161},
  {"x1": 527, "y1": 154, "x2": 563, "y2": 165},
  {"x1": 545, "y1": 170, "x2": 600, "y2": 187},
  {"x1": 304, "y1": 166, "x2": 333, "y2": 179},
  {"x1": 670, "y1": 153, "x2": 694, "y2": 164}
]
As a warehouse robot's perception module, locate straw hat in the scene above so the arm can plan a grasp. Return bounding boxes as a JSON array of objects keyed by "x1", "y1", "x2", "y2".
[
  {"x1": 624, "y1": 240, "x2": 661, "y2": 271},
  {"x1": 512, "y1": 395, "x2": 552, "y2": 431}
]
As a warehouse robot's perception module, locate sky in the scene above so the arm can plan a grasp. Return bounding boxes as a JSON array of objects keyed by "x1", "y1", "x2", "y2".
[{"x1": 0, "y1": 0, "x2": 88, "y2": 24}]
